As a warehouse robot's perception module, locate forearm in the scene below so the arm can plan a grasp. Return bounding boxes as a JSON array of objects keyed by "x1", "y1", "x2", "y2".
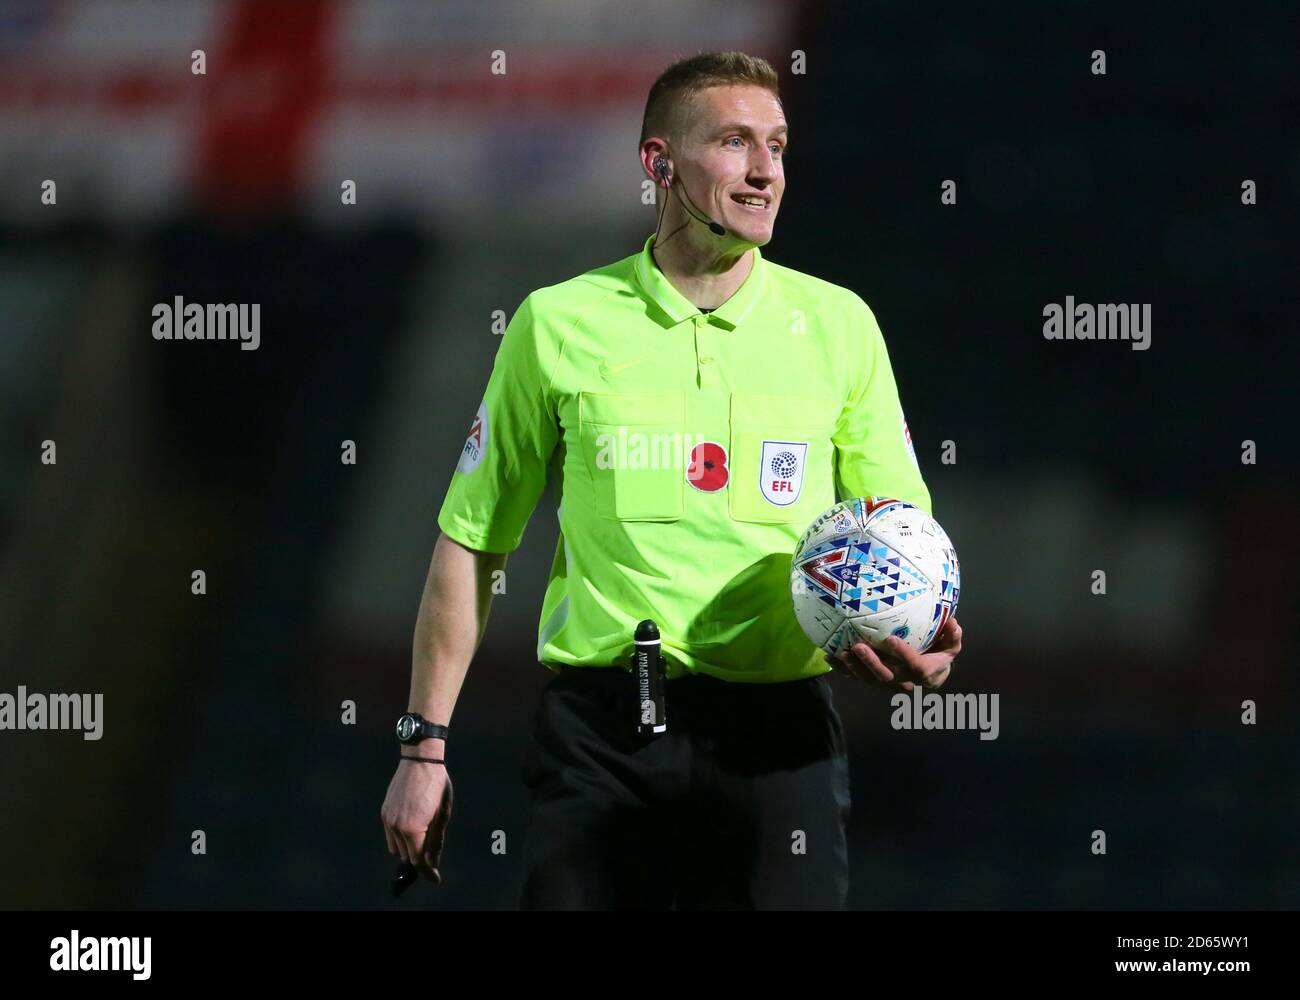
[{"x1": 406, "y1": 532, "x2": 507, "y2": 743}]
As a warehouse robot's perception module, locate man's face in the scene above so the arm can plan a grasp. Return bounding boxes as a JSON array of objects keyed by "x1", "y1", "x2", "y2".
[{"x1": 679, "y1": 84, "x2": 787, "y2": 246}]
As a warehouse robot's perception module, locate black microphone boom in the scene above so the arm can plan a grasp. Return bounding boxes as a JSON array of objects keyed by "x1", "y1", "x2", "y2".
[
  {"x1": 672, "y1": 177, "x2": 727, "y2": 237},
  {"x1": 654, "y1": 157, "x2": 727, "y2": 239}
]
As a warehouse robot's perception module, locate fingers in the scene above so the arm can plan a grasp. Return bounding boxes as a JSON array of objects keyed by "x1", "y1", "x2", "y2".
[
  {"x1": 382, "y1": 815, "x2": 400, "y2": 859},
  {"x1": 422, "y1": 836, "x2": 443, "y2": 885},
  {"x1": 824, "y1": 643, "x2": 895, "y2": 684},
  {"x1": 878, "y1": 636, "x2": 926, "y2": 680},
  {"x1": 825, "y1": 648, "x2": 870, "y2": 681},
  {"x1": 826, "y1": 641, "x2": 929, "y2": 693},
  {"x1": 872, "y1": 642, "x2": 924, "y2": 692},
  {"x1": 382, "y1": 772, "x2": 450, "y2": 887},
  {"x1": 381, "y1": 795, "x2": 410, "y2": 863},
  {"x1": 392, "y1": 797, "x2": 435, "y2": 880},
  {"x1": 852, "y1": 642, "x2": 899, "y2": 682},
  {"x1": 422, "y1": 776, "x2": 454, "y2": 885},
  {"x1": 399, "y1": 825, "x2": 430, "y2": 878},
  {"x1": 881, "y1": 636, "x2": 958, "y2": 690},
  {"x1": 823, "y1": 652, "x2": 859, "y2": 679},
  {"x1": 927, "y1": 616, "x2": 961, "y2": 654},
  {"x1": 944, "y1": 617, "x2": 963, "y2": 654}
]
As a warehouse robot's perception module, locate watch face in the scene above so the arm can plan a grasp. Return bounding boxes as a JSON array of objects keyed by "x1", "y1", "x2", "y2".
[{"x1": 396, "y1": 715, "x2": 417, "y2": 742}]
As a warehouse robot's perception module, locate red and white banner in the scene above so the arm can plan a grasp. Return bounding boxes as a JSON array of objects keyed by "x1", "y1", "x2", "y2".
[{"x1": 0, "y1": 0, "x2": 796, "y2": 229}]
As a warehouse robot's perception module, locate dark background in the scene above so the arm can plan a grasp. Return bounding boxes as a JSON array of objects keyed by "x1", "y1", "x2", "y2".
[{"x1": 1, "y1": 0, "x2": 1296, "y2": 909}]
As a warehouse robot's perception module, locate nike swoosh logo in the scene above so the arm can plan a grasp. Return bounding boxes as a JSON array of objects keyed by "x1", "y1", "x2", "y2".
[{"x1": 599, "y1": 359, "x2": 644, "y2": 378}]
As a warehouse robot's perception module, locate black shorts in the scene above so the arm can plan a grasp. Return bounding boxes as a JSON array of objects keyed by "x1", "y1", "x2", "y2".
[{"x1": 517, "y1": 665, "x2": 851, "y2": 910}]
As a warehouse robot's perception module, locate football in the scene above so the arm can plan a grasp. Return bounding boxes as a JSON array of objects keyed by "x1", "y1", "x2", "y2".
[{"x1": 790, "y1": 496, "x2": 960, "y2": 655}]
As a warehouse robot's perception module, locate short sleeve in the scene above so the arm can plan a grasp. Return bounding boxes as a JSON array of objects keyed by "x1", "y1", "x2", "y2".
[
  {"x1": 832, "y1": 295, "x2": 933, "y2": 516},
  {"x1": 436, "y1": 293, "x2": 561, "y2": 552}
]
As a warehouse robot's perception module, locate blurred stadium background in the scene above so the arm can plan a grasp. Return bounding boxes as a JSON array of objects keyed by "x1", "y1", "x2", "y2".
[{"x1": 0, "y1": 0, "x2": 1296, "y2": 909}]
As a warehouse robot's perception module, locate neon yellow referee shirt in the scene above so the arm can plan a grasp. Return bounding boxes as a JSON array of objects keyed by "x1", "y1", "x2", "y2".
[{"x1": 437, "y1": 234, "x2": 931, "y2": 683}]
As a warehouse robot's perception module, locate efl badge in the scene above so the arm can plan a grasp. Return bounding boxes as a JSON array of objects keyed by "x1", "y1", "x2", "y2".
[
  {"x1": 457, "y1": 399, "x2": 488, "y2": 474},
  {"x1": 759, "y1": 440, "x2": 807, "y2": 506}
]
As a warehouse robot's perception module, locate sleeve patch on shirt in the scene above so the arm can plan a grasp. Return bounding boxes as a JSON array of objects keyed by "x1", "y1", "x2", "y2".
[
  {"x1": 457, "y1": 399, "x2": 488, "y2": 474},
  {"x1": 901, "y1": 405, "x2": 918, "y2": 468}
]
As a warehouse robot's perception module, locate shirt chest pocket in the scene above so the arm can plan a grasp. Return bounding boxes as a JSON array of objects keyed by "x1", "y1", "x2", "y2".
[
  {"x1": 728, "y1": 393, "x2": 839, "y2": 525},
  {"x1": 578, "y1": 390, "x2": 686, "y2": 521}
]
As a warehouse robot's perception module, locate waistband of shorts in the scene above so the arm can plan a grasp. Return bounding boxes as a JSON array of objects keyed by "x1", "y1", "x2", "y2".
[{"x1": 545, "y1": 663, "x2": 821, "y2": 689}]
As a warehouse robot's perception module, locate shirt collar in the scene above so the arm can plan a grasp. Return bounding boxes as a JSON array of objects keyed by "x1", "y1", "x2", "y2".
[{"x1": 632, "y1": 233, "x2": 768, "y2": 331}]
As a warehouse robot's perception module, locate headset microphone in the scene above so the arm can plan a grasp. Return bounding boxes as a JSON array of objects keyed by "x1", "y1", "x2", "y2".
[{"x1": 652, "y1": 156, "x2": 727, "y2": 240}]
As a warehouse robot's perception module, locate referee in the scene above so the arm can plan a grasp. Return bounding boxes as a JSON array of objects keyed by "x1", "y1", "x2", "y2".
[{"x1": 381, "y1": 51, "x2": 962, "y2": 910}]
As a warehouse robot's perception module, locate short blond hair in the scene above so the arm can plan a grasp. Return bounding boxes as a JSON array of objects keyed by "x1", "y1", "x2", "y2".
[{"x1": 639, "y1": 50, "x2": 782, "y2": 148}]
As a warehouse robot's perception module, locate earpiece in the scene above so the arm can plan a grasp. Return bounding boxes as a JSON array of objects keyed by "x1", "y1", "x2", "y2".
[{"x1": 653, "y1": 155, "x2": 669, "y2": 180}]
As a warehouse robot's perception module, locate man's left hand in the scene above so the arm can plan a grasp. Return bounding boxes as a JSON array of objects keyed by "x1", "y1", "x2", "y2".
[{"x1": 825, "y1": 616, "x2": 962, "y2": 692}]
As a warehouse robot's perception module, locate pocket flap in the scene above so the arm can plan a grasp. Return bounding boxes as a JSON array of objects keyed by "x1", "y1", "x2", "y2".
[
  {"x1": 730, "y1": 393, "x2": 839, "y2": 430},
  {"x1": 581, "y1": 391, "x2": 686, "y2": 426}
]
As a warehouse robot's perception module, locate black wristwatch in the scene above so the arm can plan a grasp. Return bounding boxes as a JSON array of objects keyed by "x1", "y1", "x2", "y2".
[{"x1": 395, "y1": 712, "x2": 449, "y2": 745}]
